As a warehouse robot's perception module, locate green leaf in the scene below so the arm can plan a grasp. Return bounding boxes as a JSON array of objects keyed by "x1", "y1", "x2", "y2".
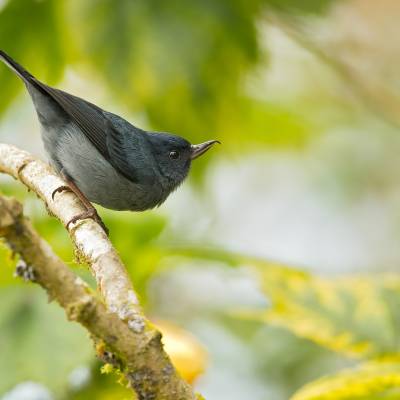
[{"x1": 291, "y1": 360, "x2": 400, "y2": 400}]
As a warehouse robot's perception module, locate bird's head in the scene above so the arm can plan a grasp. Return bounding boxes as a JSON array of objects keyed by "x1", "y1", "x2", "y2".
[{"x1": 146, "y1": 132, "x2": 220, "y2": 189}]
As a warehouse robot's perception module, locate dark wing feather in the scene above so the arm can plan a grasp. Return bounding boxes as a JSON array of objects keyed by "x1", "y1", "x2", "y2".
[
  {"x1": 40, "y1": 85, "x2": 151, "y2": 184},
  {"x1": 104, "y1": 112, "x2": 156, "y2": 185}
]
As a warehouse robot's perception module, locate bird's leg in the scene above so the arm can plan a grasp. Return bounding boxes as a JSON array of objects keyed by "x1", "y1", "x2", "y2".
[{"x1": 52, "y1": 176, "x2": 109, "y2": 235}]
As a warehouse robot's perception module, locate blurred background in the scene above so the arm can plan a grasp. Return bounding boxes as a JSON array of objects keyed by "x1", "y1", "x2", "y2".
[{"x1": 2, "y1": 0, "x2": 400, "y2": 399}]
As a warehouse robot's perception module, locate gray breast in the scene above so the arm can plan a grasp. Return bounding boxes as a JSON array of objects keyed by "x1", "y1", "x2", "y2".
[{"x1": 41, "y1": 123, "x2": 164, "y2": 211}]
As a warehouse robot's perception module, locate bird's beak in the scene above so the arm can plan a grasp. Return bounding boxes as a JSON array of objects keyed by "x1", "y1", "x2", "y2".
[{"x1": 191, "y1": 140, "x2": 221, "y2": 160}]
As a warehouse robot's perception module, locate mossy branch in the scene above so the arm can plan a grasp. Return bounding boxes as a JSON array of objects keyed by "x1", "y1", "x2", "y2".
[{"x1": 0, "y1": 143, "x2": 199, "y2": 400}]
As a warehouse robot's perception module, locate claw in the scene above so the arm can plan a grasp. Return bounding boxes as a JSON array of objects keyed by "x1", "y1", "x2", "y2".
[
  {"x1": 51, "y1": 185, "x2": 72, "y2": 201},
  {"x1": 66, "y1": 208, "x2": 109, "y2": 236},
  {"x1": 17, "y1": 160, "x2": 33, "y2": 179}
]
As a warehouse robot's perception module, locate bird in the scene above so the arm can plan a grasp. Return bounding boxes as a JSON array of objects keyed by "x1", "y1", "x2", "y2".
[{"x1": 0, "y1": 50, "x2": 219, "y2": 234}]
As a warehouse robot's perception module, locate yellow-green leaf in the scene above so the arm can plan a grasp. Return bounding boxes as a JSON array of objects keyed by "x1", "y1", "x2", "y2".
[
  {"x1": 246, "y1": 261, "x2": 400, "y2": 358},
  {"x1": 291, "y1": 360, "x2": 400, "y2": 400}
]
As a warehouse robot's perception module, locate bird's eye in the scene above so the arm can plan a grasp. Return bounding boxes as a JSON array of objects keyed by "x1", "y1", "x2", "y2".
[{"x1": 169, "y1": 150, "x2": 180, "y2": 160}]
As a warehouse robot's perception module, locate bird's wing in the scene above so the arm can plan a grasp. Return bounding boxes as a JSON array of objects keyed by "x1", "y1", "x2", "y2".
[
  {"x1": 36, "y1": 84, "x2": 149, "y2": 183},
  {"x1": 103, "y1": 111, "x2": 156, "y2": 184},
  {"x1": 35, "y1": 84, "x2": 150, "y2": 183},
  {"x1": 39, "y1": 85, "x2": 110, "y2": 160},
  {"x1": 41, "y1": 86, "x2": 153, "y2": 184}
]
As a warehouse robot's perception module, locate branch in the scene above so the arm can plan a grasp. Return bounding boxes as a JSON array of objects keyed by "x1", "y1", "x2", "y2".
[{"x1": 0, "y1": 144, "x2": 198, "y2": 400}]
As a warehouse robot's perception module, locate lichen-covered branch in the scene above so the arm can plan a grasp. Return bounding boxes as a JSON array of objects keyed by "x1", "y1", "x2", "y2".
[{"x1": 0, "y1": 143, "x2": 198, "y2": 400}]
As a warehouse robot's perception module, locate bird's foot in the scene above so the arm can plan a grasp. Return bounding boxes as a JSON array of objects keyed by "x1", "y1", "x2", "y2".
[
  {"x1": 66, "y1": 207, "x2": 109, "y2": 236},
  {"x1": 51, "y1": 185, "x2": 73, "y2": 200}
]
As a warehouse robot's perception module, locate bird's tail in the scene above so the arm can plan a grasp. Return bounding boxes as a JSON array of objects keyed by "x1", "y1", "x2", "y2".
[{"x1": 0, "y1": 50, "x2": 35, "y2": 83}]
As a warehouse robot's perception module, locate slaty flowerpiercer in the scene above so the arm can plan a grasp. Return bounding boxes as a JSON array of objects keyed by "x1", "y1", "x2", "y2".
[{"x1": 0, "y1": 50, "x2": 219, "y2": 233}]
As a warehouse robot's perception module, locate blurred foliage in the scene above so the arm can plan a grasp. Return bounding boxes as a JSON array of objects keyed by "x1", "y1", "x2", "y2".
[
  {"x1": 67, "y1": 0, "x2": 261, "y2": 143},
  {"x1": 267, "y1": 0, "x2": 337, "y2": 14},
  {"x1": 154, "y1": 244, "x2": 400, "y2": 398},
  {"x1": 0, "y1": 285, "x2": 93, "y2": 395},
  {"x1": 2, "y1": 0, "x2": 400, "y2": 399},
  {"x1": 0, "y1": 230, "x2": 92, "y2": 396},
  {"x1": 0, "y1": 0, "x2": 65, "y2": 114},
  {"x1": 228, "y1": 260, "x2": 400, "y2": 398},
  {"x1": 104, "y1": 211, "x2": 167, "y2": 297},
  {"x1": 244, "y1": 263, "x2": 400, "y2": 358},
  {"x1": 291, "y1": 360, "x2": 400, "y2": 400}
]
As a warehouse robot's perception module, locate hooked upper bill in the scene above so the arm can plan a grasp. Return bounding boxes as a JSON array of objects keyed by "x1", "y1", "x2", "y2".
[{"x1": 190, "y1": 140, "x2": 221, "y2": 160}]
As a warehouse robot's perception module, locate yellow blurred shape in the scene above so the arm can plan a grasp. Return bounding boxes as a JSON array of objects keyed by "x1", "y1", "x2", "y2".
[
  {"x1": 155, "y1": 320, "x2": 208, "y2": 384},
  {"x1": 291, "y1": 360, "x2": 400, "y2": 400}
]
